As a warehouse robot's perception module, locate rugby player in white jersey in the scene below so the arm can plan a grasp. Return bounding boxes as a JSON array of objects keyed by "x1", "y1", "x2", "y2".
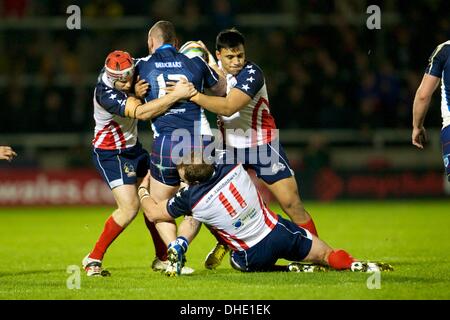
[
  {"x1": 188, "y1": 29, "x2": 320, "y2": 269},
  {"x1": 137, "y1": 153, "x2": 392, "y2": 275},
  {"x1": 82, "y1": 50, "x2": 196, "y2": 276},
  {"x1": 412, "y1": 40, "x2": 450, "y2": 182}
]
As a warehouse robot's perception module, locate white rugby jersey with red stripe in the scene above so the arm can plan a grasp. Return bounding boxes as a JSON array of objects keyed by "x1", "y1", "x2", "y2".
[
  {"x1": 167, "y1": 164, "x2": 279, "y2": 250},
  {"x1": 218, "y1": 61, "x2": 277, "y2": 148},
  {"x1": 92, "y1": 71, "x2": 138, "y2": 150}
]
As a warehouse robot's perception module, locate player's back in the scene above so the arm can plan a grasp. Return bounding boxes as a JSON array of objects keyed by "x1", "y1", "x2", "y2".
[
  {"x1": 92, "y1": 70, "x2": 138, "y2": 150},
  {"x1": 136, "y1": 44, "x2": 218, "y2": 137},
  {"x1": 186, "y1": 164, "x2": 278, "y2": 250},
  {"x1": 425, "y1": 40, "x2": 450, "y2": 128}
]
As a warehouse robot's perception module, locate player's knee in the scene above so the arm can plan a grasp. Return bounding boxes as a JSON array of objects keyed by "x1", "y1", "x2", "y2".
[{"x1": 117, "y1": 199, "x2": 140, "y2": 221}]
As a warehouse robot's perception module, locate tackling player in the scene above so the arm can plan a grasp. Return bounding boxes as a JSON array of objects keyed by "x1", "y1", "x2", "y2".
[
  {"x1": 82, "y1": 50, "x2": 196, "y2": 276},
  {"x1": 412, "y1": 40, "x2": 450, "y2": 181},
  {"x1": 134, "y1": 21, "x2": 226, "y2": 253},
  {"x1": 189, "y1": 28, "x2": 319, "y2": 268},
  {"x1": 137, "y1": 153, "x2": 392, "y2": 275}
]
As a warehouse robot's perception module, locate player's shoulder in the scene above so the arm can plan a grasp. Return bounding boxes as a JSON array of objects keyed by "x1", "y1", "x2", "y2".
[
  {"x1": 95, "y1": 80, "x2": 117, "y2": 96},
  {"x1": 436, "y1": 40, "x2": 450, "y2": 49},
  {"x1": 134, "y1": 55, "x2": 152, "y2": 66},
  {"x1": 95, "y1": 72, "x2": 111, "y2": 94},
  {"x1": 180, "y1": 54, "x2": 208, "y2": 72},
  {"x1": 238, "y1": 61, "x2": 264, "y2": 78},
  {"x1": 245, "y1": 61, "x2": 263, "y2": 73},
  {"x1": 189, "y1": 55, "x2": 207, "y2": 65},
  {"x1": 174, "y1": 186, "x2": 192, "y2": 200},
  {"x1": 431, "y1": 40, "x2": 450, "y2": 58},
  {"x1": 94, "y1": 72, "x2": 126, "y2": 100}
]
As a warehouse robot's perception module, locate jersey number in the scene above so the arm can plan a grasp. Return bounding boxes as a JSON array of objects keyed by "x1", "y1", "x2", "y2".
[
  {"x1": 218, "y1": 182, "x2": 247, "y2": 217},
  {"x1": 156, "y1": 74, "x2": 188, "y2": 98}
]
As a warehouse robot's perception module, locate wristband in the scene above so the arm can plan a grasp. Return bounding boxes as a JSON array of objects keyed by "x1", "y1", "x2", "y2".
[{"x1": 138, "y1": 186, "x2": 150, "y2": 201}]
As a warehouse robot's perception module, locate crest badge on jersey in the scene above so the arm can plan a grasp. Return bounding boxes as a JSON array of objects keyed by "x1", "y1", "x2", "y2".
[
  {"x1": 123, "y1": 162, "x2": 136, "y2": 178},
  {"x1": 271, "y1": 162, "x2": 286, "y2": 174}
]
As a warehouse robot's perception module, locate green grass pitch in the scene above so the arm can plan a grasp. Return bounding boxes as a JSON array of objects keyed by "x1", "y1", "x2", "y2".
[{"x1": 0, "y1": 200, "x2": 449, "y2": 300}]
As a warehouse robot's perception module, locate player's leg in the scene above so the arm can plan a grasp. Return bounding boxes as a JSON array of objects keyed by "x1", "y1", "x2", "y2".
[
  {"x1": 83, "y1": 147, "x2": 141, "y2": 276},
  {"x1": 143, "y1": 213, "x2": 169, "y2": 267},
  {"x1": 165, "y1": 216, "x2": 202, "y2": 276},
  {"x1": 147, "y1": 133, "x2": 197, "y2": 274},
  {"x1": 149, "y1": 174, "x2": 179, "y2": 245},
  {"x1": 83, "y1": 184, "x2": 139, "y2": 276},
  {"x1": 262, "y1": 176, "x2": 318, "y2": 236},
  {"x1": 145, "y1": 134, "x2": 180, "y2": 270},
  {"x1": 271, "y1": 216, "x2": 354, "y2": 272},
  {"x1": 256, "y1": 140, "x2": 319, "y2": 236},
  {"x1": 291, "y1": 223, "x2": 392, "y2": 272},
  {"x1": 148, "y1": 175, "x2": 195, "y2": 275},
  {"x1": 128, "y1": 143, "x2": 171, "y2": 268},
  {"x1": 302, "y1": 235, "x2": 393, "y2": 272}
]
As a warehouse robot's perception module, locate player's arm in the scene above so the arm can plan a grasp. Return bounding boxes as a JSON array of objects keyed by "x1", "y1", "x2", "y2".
[
  {"x1": 412, "y1": 74, "x2": 440, "y2": 148},
  {"x1": 138, "y1": 171, "x2": 191, "y2": 223},
  {"x1": 207, "y1": 68, "x2": 227, "y2": 97},
  {"x1": 138, "y1": 187, "x2": 173, "y2": 223},
  {"x1": 413, "y1": 43, "x2": 449, "y2": 148},
  {"x1": 191, "y1": 88, "x2": 251, "y2": 117},
  {"x1": 124, "y1": 80, "x2": 197, "y2": 120}
]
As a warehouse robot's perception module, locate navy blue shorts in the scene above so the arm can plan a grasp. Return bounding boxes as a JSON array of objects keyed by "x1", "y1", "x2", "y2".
[
  {"x1": 223, "y1": 139, "x2": 294, "y2": 184},
  {"x1": 150, "y1": 134, "x2": 215, "y2": 186},
  {"x1": 442, "y1": 125, "x2": 450, "y2": 181},
  {"x1": 230, "y1": 215, "x2": 313, "y2": 272},
  {"x1": 93, "y1": 142, "x2": 150, "y2": 189}
]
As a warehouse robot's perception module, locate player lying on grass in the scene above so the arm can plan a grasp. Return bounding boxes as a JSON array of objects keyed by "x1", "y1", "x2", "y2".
[
  {"x1": 83, "y1": 50, "x2": 197, "y2": 276},
  {"x1": 137, "y1": 152, "x2": 393, "y2": 275}
]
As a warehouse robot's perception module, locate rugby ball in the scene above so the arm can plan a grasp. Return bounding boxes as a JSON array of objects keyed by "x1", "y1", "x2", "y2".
[{"x1": 179, "y1": 41, "x2": 208, "y2": 61}]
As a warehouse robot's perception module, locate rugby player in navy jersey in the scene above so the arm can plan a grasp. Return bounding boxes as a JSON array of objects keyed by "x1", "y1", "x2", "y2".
[
  {"x1": 137, "y1": 153, "x2": 393, "y2": 275},
  {"x1": 134, "y1": 21, "x2": 226, "y2": 254},
  {"x1": 189, "y1": 28, "x2": 320, "y2": 269},
  {"x1": 412, "y1": 40, "x2": 450, "y2": 182},
  {"x1": 82, "y1": 50, "x2": 197, "y2": 276}
]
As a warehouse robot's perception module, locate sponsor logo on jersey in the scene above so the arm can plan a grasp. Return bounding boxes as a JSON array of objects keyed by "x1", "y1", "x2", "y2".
[
  {"x1": 232, "y1": 208, "x2": 257, "y2": 229},
  {"x1": 123, "y1": 162, "x2": 136, "y2": 177},
  {"x1": 271, "y1": 162, "x2": 286, "y2": 174},
  {"x1": 233, "y1": 219, "x2": 242, "y2": 229}
]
